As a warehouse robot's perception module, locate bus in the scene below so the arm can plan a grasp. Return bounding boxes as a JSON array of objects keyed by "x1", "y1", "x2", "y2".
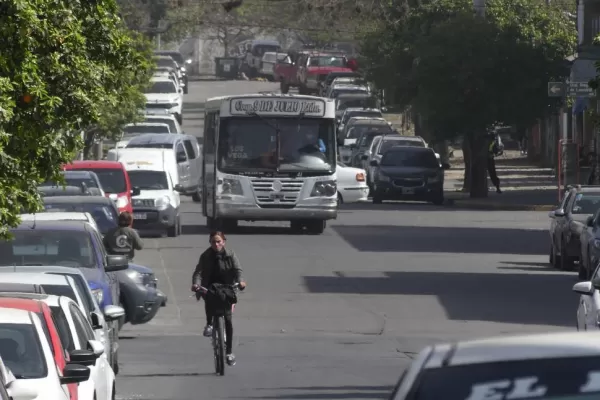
[{"x1": 202, "y1": 93, "x2": 338, "y2": 234}]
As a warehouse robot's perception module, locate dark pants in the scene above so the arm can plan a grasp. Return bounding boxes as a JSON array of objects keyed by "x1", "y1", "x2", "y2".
[
  {"x1": 487, "y1": 157, "x2": 500, "y2": 189},
  {"x1": 205, "y1": 301, "x2": 233, "y2": 354}
]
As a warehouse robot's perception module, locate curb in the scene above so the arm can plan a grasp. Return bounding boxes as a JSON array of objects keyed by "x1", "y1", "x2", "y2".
[{"x1": 448, "y1": 199, "x2": 554, "y2": 211}]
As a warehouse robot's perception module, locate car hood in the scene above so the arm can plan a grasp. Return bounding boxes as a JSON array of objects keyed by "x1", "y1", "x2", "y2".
[
  {"x1": 145, "y1": 93, "x2": 179, "y2": 103},
  {"x1": 379, "y1": 166, "x2": 439, "y2": 178}
]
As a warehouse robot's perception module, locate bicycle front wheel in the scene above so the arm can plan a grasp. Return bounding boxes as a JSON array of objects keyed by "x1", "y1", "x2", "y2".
[{"x1": 213, "y1": 316, "x2": 226, "y2": 376}]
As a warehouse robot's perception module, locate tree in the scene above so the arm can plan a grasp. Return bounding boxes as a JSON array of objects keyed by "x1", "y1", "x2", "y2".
[
  {"x1": 0, "y1": 0, "x2": 154, "y2": 238},
  {"x1": 360, "y1": 0, "x2": 575, "y2": 197}
]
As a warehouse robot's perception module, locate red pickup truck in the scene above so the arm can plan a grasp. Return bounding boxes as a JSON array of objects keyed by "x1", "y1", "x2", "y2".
[{"x1": 275, "y1": 51, "x2": 358, "y2": 95}]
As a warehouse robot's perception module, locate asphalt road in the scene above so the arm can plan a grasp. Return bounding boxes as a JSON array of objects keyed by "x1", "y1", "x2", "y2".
[{"x1": 116, "y1": 80, "x2": 576, "y2": 400}]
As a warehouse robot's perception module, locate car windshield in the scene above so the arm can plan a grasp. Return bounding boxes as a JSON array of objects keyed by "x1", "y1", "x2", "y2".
[
  {"x1": 0, "y1": 229, "x2": 96, "y2": 268},
  {"x1": 42, "y1": 284, "x2": 78, "y2": 303},
  {"x1": 157, "y1": 52, "x2": 183, "y2": 64},
  {"x1": 337, "y1": 97, "x2": 377, "y2": 111},
  {"x1": 381, "y1": 149, "x2": 438, "y2": 168},
  {"x1": 128, "y1": 170, "x2": 169, "y2": 190},
  {"x1": 331, "y1": 89, "x2": 368, "y2": 98},
  {"x1": 308, "y1": 56, "x2": 346, "y2": 67},
  {"x1": 0, "y1": 323, "x2": 47, "y2": 379},
  {"x1": 218, "y1": 117, "x2": 336, "y2": 172},
  {"x1": 379, "y1": 139, "x2": 425, "y2": 153},
  {"x1": 78, "y1": 168, "x2": 126, "y2": 194},
  {"x1": 571, "y1": 194, "x2": 600, "y2": 214},
  {"x1": 144, "y1": 117, "x2": 177, "y2": 132},
  {"x1": 347, "y1": 125, "x2": 392, "y2": 139},
  {"x1": 124, "y1": 124, "x2": 170, "y2": 135},
  {"x1": 343, "y1": 111, "x2": 382, "y2": 124},
  {"x1": 43, "y1": 202, "x2": 118, "y2": 234},
  {"x1": 410, "y1": 356, "x2": 600, "y2": 400},
  {"x1": 39, "y1": 177, "x2": 99, "y2": 189},
  {"x1": 145, "y1": 81, "x2": 176, "y2": 94}
]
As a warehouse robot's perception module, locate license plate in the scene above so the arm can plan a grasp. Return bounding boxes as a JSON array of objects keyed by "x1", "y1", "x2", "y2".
[
  {"x1": 270, "y1": 193, "x2": 285, "y2": 200},
  {"x1": 133, "y1": 213, "x2": 147, "y2": 220},
  {"x1": 402, "y1": 188, "x2": 415, "y2": 195}
]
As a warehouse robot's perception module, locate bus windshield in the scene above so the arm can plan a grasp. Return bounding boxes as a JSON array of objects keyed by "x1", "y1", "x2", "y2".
[{"x1": 218, "y1": 117, "x2": 336, "y2": 173}]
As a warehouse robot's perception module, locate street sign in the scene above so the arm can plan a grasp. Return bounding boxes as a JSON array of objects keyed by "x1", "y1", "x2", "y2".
[
  {"x1": 548, "y1": 82, "x2": 566, "y2": 97},
  {"x1": 568, "y1": 81, "x2": 596, "y2": 97}
]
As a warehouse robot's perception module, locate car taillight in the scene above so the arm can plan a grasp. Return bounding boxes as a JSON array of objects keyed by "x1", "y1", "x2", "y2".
[{"x1": 356, "y1": 173, "x2": 365, "y2": 182}]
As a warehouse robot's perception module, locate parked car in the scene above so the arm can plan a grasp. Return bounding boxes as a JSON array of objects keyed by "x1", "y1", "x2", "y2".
[
  {"x1": 0, "y1": 300, "x2": 90, "y2": 400},
  {"x1": 549, "y1": 185, "x2": 600, "y2": 274},
  {"x1": 573, "y1": 262, "x2": 600, "y2": 330},
  {"x1": 0, "y1": 267, "x2": 124, "y2": 374},
  {"x1": 348, "y1": 129, "x2": 398, "y2": 168},
  {"x1": 40, "y1": 196, "x2": 119, "y2": 235},
  {"x1": 0, "y1": 352, "x2": 39, "y2": 400},
  {"x1": 336, "y1": 162, "x2": 369, "y2": 204},
  {"x1": 39, "y1": 171, "x2": 105, "y2": 197},
  {"x1": 370, "y1": 146, "x2": 444, "y2": 205}
]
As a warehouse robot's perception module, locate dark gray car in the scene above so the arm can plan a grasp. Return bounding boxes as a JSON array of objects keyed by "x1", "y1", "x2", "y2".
[{"x1": 370, "y1": 146, "x2": 444, "y2": 205}]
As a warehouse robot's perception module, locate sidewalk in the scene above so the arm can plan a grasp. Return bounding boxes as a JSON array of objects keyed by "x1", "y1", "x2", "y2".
[{"x1": 444, "y1": 150, "x2": 559, "y2": 211}]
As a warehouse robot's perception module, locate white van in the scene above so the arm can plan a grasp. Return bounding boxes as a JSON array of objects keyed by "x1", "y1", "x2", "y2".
[{"x1": 106, "y1": 148, "x2": 183, "y2": 236}]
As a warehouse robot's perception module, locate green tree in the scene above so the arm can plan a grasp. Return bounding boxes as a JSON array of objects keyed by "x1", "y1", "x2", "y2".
[
  {"x1": 360, "y1": 0, "x2": 575, "y2": 197},
  {"x1": 0, "y1": 0, "x2": 154, "y2": 238}
]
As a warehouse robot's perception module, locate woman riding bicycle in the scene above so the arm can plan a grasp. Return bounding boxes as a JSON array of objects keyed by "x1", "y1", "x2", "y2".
[{"x1": 191, "y1": 231, "x2": 246, "y2": 366}]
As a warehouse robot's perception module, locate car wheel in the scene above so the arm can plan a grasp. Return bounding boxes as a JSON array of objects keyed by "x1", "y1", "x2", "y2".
[
  {"x1": 192, "y1": 188, "x2": 201, "y2": 202},
  {"x1": 337, "y1": 192, "x2": 343, "y2": 205},
  {"x1": 560, "y1": 239, "x2": 575, "y2": 271},
  {"x1": 430, "y1": 191, "x2": 444, "y2": 205},
  {"x1": 112, "y1": 350, "x2": 119, "y2": 375},
  {"x1": 372, "y1": 193, "x2": 383, "y2": 204},
  {"x1": 183, "y1": 86, "x2": 189, "y2": 94},
  {"x1": 167, "y1": 216, "x2": 179, "y2": 237},
  {"x1": 552, "y1": 242, "x2": 562, "y2": 269}
]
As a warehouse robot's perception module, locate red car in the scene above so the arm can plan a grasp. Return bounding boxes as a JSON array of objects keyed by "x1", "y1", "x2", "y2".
[
  {"x1": 0, "y1": 297, "x2": 80, "y2": 400},
  {"x1": 63, "y1": 160, "x2": 139, "y2": 213}
]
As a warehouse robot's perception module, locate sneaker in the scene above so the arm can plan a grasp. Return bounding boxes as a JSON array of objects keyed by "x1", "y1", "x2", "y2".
[
  {"x1": 203, "y1": 325, "x2": 213, "y2": 337},
  {"x1": 226, "y1": 353, "x2": 236, "y2": 366}
]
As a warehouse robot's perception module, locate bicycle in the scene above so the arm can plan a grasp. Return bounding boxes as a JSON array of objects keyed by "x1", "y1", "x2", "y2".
[{"x1": 194, "y1": 282, "x2": 242, "y2": 376}]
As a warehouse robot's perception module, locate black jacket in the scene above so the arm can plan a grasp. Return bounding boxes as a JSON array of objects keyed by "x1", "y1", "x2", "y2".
[
  {"x1": 192, "y1": 247, "x2": 243, "y2": 288},
  {"x1": 103, "y1": 226, "x2": 143, "y2": 260}
]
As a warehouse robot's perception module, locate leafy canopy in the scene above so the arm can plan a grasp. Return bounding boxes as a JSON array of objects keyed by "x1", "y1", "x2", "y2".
[{"x1": 0, "y1": 0, "x2": 154, "y2": 238}]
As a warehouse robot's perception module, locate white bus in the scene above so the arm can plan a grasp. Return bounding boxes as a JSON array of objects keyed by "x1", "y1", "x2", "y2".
[{"x1": 202, "y1": 93, "x2": 338, "y2": 234}]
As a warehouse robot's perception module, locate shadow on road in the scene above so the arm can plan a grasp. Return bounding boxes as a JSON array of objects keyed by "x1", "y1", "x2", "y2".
[
  {"x1": 303, "y1": 271, "x2": 575, "y2": 326},
  {"x1": 182, "y1": 101, "x2": 206, "y2": 113},
  {"x1": 332, "y1": 225, "x2": 547, "y2": 255},
  {"x1": 246, "y1": 385, "x2": 392, "y2": 399}
]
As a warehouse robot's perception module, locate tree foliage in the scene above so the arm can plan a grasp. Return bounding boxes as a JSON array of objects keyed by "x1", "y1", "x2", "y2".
[
  {"x1": 359, "y1": 0, "x2": 576, "y2": 197},
  {"x1": 0, "y1": 0, "x2": 154, "y2": 238}
]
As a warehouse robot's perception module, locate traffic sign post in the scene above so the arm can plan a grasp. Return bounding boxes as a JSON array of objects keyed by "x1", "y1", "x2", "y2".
[{"x1": 547, "y1": 81, "x2": 596, "y2": 98}]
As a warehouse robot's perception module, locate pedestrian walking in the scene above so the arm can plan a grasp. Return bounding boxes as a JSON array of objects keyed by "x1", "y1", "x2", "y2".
[{"x1": 488, "y1": 134, "x2": 503, "y2": 194}]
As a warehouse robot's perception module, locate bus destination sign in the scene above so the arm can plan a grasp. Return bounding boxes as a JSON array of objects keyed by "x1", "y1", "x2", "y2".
[{"x1": 230, "y1": 98, "x2": 326, "y2": 117}]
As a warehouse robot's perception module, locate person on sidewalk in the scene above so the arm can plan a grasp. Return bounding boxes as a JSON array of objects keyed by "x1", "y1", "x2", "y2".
[{"x1": 488, "y1": 134, "x2": 503, "y2": 194}]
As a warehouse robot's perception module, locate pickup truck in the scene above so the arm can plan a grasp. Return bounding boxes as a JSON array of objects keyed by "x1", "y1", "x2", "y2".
[{"x1": 274, "y1": 51, "x2": 358, "y2": 95}]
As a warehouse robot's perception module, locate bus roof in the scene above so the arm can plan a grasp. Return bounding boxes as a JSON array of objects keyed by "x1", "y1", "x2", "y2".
[{"x1": 205, "y1": 93, "x2": 336, "y2": 119}]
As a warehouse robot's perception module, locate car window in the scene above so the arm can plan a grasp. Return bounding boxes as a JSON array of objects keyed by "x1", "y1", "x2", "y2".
[
  {"x1": 571, "y1": 194, "x2": 600, "y2": 214},
  {"x1": 183, "y1": 139, "x2": 197, "y2": 159},
  {"x1": 70, "y1": 304, "x2": 95, "y2": 340},
  {"x1": 144, "y1": 117, "x2": 177, "y2": 133},
  {"x1": 41, "y1": 284, "x2": 78, "y2": 304},
  {"x1": 67, "y1": 275, "x2": 95, "y2": 314},
  {"x1": 1, "y1": 230, "x2": 96, "y2": 268},
  {"x1": 36, "y1": 312, "x2": 54, "y2": 358},
  {"x1": 0, "y1": 323, "x2": 47, "y2": 379},
  {"x1": 43, "y1": 203, "x2": 118, "y2": 235},
  {"x1": 49, "y1": 307, "x2": 74, "y2": 352},
  {"x1": 379, "y1": 140, "x2": 425, "y2": 154},
  {"x1": 176, "y1": 143, "x2": 187, "y2": 162},
  {"x1": 69, "y1": 304, "x2": 94, "y2": 346},
  {"x1": 80, "y1": 168, "x2": 127, "y2": 194}
]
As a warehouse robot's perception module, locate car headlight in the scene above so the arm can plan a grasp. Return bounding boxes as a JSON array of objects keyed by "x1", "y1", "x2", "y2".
[
  {"x1": 311, "y1": 180, "x2": 337, "y2": 197},
  {"x1": 131, "y1": 271, "x2": 157, "y2": 287},
  {"x1": 219, "y1": 178, "x2": 244, "y2": 195},
  {"x1": 155, "y1": 196, "x2": 170, "y2": 210},
  {"x1": 116, "y1": 196, "x2": 129, "y2": 208},
  {"x1": 181, "y1": 66, "x2": 186, "y2": 72},
  {"x1": 593, "y1": 239, "x2": 600, "y2": 250},
  {"x1": 377, "y1": 174, "x2": 391, "y2": 182},
  {"x1": 91, "y1": 288, "x2": 104, "y2": 306}
]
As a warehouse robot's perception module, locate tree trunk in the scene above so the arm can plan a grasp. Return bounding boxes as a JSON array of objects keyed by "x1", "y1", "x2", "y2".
[
  {"x1": 462, "y1": 138, "x2": 471, "y2": 193},
  {"x1": 83, "y1": 129, "x2": 97, "y2": 160},
  {"x1": 467, "y1": 134, "x2": 489, "y2": 198}
]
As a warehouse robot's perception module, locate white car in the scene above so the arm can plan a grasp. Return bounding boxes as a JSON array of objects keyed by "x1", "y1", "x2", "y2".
[
  {"x1": 336, "y1": 162, "x2": 369, "y2": 204},
  {"x1": 142, "y1": 112, "x2": 183, "y2": 134},
  {"x1": 0, "y1": 307, "x2": 90, "y2": 400},
  {"x1": 117, "y1": 122, "x2": 172, "y2": 148},
  {"x1": 390, "y1": 331, "x2": 600, "y2": 399},
  {"x1": 20, "y1": 212, "x2": 99, "y2": 232},
  {"x1": 43, "y1": 295, "x2": 114, "y2": 400},
  {"x1": 0, "y1": 267, "x2": 124, "y2": 374},
  {"x1": 144, "y1": 77, "x2": 183, "y2": 124},
  {"x1": 574, "y1": 263, "x2": 600, "y2": 330}
]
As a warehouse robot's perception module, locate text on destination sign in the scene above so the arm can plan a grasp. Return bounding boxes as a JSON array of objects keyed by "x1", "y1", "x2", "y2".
[{"x1": 230, "y1": 99, "x2": 325, "y2": 116}]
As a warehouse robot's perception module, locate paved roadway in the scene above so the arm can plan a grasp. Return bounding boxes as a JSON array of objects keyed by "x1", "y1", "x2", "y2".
[{"x1": 116, "y1": 80, "x2": 576, "y2": 400}]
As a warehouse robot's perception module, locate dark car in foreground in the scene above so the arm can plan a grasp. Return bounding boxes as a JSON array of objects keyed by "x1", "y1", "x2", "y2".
[{"x1": 370, "y1": 146, "x2": 444, "y2": 205}]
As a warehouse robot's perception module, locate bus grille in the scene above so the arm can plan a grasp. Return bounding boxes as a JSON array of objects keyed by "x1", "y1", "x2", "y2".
[{"x1": 251, "y1": 178, "x2": 304, "y2": 205}]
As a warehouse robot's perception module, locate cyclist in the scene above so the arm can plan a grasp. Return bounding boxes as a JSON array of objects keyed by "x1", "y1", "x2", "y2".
[
  {"x1": 191, "y1": 231, "x2": 246, "y2": 366},
  {"x1": 103, "y1": 211, "x2": 143, "y2": 260}
]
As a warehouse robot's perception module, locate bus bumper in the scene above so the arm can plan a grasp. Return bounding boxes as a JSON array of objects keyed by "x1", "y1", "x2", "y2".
[{"x1": 216, "y1": 202, "x2": 337, "y2": 221}]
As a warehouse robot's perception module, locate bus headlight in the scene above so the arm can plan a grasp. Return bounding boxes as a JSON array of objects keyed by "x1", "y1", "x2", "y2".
[
  {"x1": 220, "y1": 178, "x2": 244, "y2": 195},
  {"x1": 311, "y1": 181, "x2": 337, "y2": 197}
]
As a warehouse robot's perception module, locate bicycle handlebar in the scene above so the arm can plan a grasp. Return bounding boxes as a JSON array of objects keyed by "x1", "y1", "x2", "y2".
[{"x1": 192, "y1": 282, "x2": 244, "y2": 295}]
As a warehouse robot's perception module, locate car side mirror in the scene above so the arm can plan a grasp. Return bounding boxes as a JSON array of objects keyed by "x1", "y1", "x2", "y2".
[
  {"x1": 60, "y1": 364, "x2": 90, "y2": 385},
  {"x1": 68, "y1": 349, "x2": 97, "y2": 367},
  {"x1": 103, "y1": 305, "x2": 125, "y2": 321},
  {"x1": 131, "y1": 187, "x2": 141, "y2": 197},
  {"x1": 174, "y1": 184, "x2": 185, "y2": 193},
  {"x1": 573, "y1": 281, "x2": 594, "y2": 296},
  {"x1": 587, "y1": 216, "x2": 594, "y2": 227},
  {"x1": 87, "y1": 339, "x2": 105, "y2": 357},
  {"x1": 554, "y1": 209, "x2": 566, "y2": 217},
  {"x1": 90, "y1": 311, "x2": 103, "y2": 330},
  {"x1": 105, "y1": 255, "x2": 129, "y2": 272},
  {"x1": 361, "y1": 155, "x2": 368, "y2": 160},
  {"x1": 369, "y1": 160, "x2": 378, "y2": 167}
]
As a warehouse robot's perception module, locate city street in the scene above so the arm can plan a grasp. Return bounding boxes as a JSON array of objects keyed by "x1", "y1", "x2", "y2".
[{"x1": 116, "y1": 81, "x2": 576, "y2": 400}]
